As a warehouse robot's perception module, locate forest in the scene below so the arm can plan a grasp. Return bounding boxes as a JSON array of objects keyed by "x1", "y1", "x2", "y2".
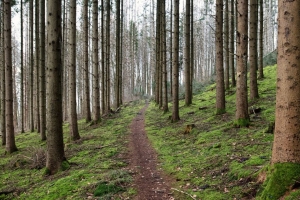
[{"x1": 1, "y1": 0, "x2": 299, "y2": 199}]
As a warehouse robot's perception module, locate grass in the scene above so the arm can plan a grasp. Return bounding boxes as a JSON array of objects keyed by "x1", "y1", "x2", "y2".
[
  {"x1": 145, "y1": 65, "x2": 278, "y2": 199},
  {"x1": 0, "y1": 100, "x2": 144, "y2": 200},
  {"x1": 1, "y1": 64, "x2": 297, "y2": 199}
]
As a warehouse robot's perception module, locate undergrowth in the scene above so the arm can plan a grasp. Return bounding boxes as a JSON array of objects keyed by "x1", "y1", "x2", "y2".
[
  {"x1": 145, "y1": 65, "x2": 277, "y2": 199},
  {"x1": 0, "y1": 100, "x2": 144, "y2": 200}
]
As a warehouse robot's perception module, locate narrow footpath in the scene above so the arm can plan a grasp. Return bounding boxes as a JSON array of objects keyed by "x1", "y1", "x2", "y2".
[{"x1": 128, "y1": 103, "x2": 174, "y2": 200}]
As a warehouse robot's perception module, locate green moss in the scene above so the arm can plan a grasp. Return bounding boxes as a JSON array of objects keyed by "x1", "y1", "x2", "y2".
[
  {"x1": 234, "y1": 118, "x2": 250, "y2": 127},
  {"x1": 94, "y1": 183, "x2": 124, "y2": 196},
  {"x1": 216, "y1": 108, "x2": 226, "y2": 115},
  {"x1": 61, "y1": 161, "x2": 70, "y2": 171},
  {"x1": 259, "y1": 163, "x2": 300, "y2": 199},
  {"x1": 44, "y1": 168, "x2": 51, "y2": 176}
]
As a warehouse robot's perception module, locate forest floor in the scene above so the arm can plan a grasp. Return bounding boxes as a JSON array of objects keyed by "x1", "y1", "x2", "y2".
[
  {"x1": 127, "y1": 102, "x2": 174, "y2": 200},
  {"x1": 2, "y1": 65, "x2": 300, "y2": 199}
]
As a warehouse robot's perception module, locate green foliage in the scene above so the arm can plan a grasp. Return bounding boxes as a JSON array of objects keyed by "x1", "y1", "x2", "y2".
[{"x1": 259, "y1": 163, "x2": 300, "y2": 199}]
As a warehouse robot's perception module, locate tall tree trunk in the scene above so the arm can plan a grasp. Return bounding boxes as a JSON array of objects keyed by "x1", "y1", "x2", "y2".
[
  {"x1": 184, "y1": 0, "x2": 191, "y2": 106},
  {"x1": 116, "y1": 0, "x2": 120, "y2": 107},
  {"x1": 158, "y1": 3, "x2": 163, "y2": 108},
  {"x1": 83, "y1": 0, "x2": 91, "y2": 122},
  {"x1": 4, "y1": 0, "x2": 17, "y2": 153},
  {"x1": 155, "y1": 1, "x2": 160, "y2": 105},
  {"x1": 162, "y1": 0, "x2": 168, "y2": 113},
  {"x1": 169, "y1": 0, "x2": 173, "y2": 97},
  {"x1": 235, "y1": 0, "x2": 249, "y2": 126},
  {"x1": 20, "y1": 0, "x2": 24, "y2": 133},
  {"x1": 46, "y1": 0, "x2": 65, "y2": 175},
  {"x1": 39, "y1": 0, "x2": 46, "y2": 141},
  {"x1": 249, "y1": 0, "x2": 259, "y2": 100},
  {"x1": 106, "y1": 0, "x2": 111, "y2": 113},
  {"x1": 119, "y1": 0, "x2": 123, "y2": 105},
  {"x1": 215, "y1": 0, "x2": 225, "y2": 115},
  {"x1": 172, "y1": 0, "x2": 180, "y2": 122},
  {"x1": 29, "y1": 0, "x2": 34, "y2": 132},
  {"x1": 93, "y1": 0, "x2": 100, "y2": 122},
  {"x1": 224, "y1": 0, "x2": 230, "y2": 90},
  {"x1": 35, "y1": 0, "x2": 40, "y2": 133},
  {"x1": 101, "y1": 0, "x2": 105, "y2": 114},
  {"x1": 272, "y1": 0, "x2": 300, "y2": 164},
  {"x1": 229, "y1": 0, "x2": 236, "y2": 87},
  {"x1": 1, "y1": 0, "x2": 5, "y2": 145},
  {"x1": 190, "y1": 0, "x2": 194, "y2": 98},
  {"x1": 258, "y1": 0, "x2": 264, "y2": 79},
  {"x1": 69, "y1": 0, "x2": 80, "y2": 140},
  {"x1": 260, "y1": 1, "x2": 300, "y2": 198}
]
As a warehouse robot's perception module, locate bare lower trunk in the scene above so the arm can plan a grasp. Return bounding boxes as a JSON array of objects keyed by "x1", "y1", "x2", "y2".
[
  {"x1": 235, "y1": 0, "x2": 249, "y2": 126},
  {"x1": 4, "y1": 0, "x2": 17, "y2": 153},
  {"x1": 69, "y1": 0, "x2": 80, "y2": 140},
  {"x1": 46, "y1": 0, "x2": 65, "y2": 175}
]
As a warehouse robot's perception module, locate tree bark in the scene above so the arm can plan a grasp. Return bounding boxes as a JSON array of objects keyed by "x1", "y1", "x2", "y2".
[
  {"x1": 215, "y1": 0, "x2": 225, "y2": 114},
  {"x1": 20, "y1": 0, "x2": 24, "y2": 133},
  {"x1": 224, "y1": 0, "x2": 229, "y2": 90},
  {"x1": 235, "y1": 0, "x2": 249, "y2": 126},
  {"x1": 93, "y1": 0, "x2": 100, "y2": 122},
  {"x1": 229, "y1": 0, "x2": 236, "y2": 87},
  {"x1": 116, "y1": 0, "x2": 121, "y2": 107},
  {"x1": 39, "y1": 0, "x2": 46, "y2": 141},
  {"x1": 35, "y1": 0, "x2": 40, "y2": 133},
  {"x1": 101, "y1": 0, "x2": 105, "y2": 114},
  {"x1": 1, "y1": 0, "x2": 6, "y2": 145},
  {"x1": 258, "y1": 0, "x2": 264, "y2": 79},
  {"x1": 184, "y1": 0, "x2": 191, "y2": 106},
  {"x1": 46, "y1": 0, "x2": 65, "y2": 174},
  {"x1": 69, "y1": 0, "x2": 80, "y2": 140},
  {"x1": 272, "y1": 0, "x2": 300, "y2": 163},
  {"x1": 249, "y1": 0, "x2": 259, "y2": 100},
  {"x1": 190, "y1": 0, "x2": 194, "y2": 99},
  {"x1": 4, "y1": 0, "x2": 17, "y2": 153},
  {"x1": 29, "y1": 0, "x2": 34, "y2": 132},
  {"x1": 172, "y1": 0, "x2": 180, "y2": 122},
  {"x1": 106, "y1": 0, "x2": 111, "y2": 113},
  {"x1": 155, "y1": 1, "x2": 160, "y2": 105},
  {"x1": 83, "y1": 0, "x2": 91, "y2": 122},
  {"x1": 162, "y1": 0, "x2": 168, "y2": 113}
]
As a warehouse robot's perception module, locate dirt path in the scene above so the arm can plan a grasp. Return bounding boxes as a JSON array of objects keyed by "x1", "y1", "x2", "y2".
[{"x1": 128, "y1": 103, "x2": 174, "y2": 200}]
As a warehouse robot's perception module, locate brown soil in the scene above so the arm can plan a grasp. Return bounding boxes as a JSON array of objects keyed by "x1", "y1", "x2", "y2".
[{"x1": 128, "y1": 103, "x2": 174, "y2": 200}]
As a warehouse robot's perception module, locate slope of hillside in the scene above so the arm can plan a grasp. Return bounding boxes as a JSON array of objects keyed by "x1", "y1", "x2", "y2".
[{"x1": 145, "y1": 65, "x2": 278, "y2": 199}]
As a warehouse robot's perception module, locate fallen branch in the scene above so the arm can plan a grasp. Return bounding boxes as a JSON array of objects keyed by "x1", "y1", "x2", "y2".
[
  {"x1": 0, "y1": 189, "x2": 15, "y2": 195},
  {"x1": 171, "y1": 188, "x2": 197, "y2": 200}
]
